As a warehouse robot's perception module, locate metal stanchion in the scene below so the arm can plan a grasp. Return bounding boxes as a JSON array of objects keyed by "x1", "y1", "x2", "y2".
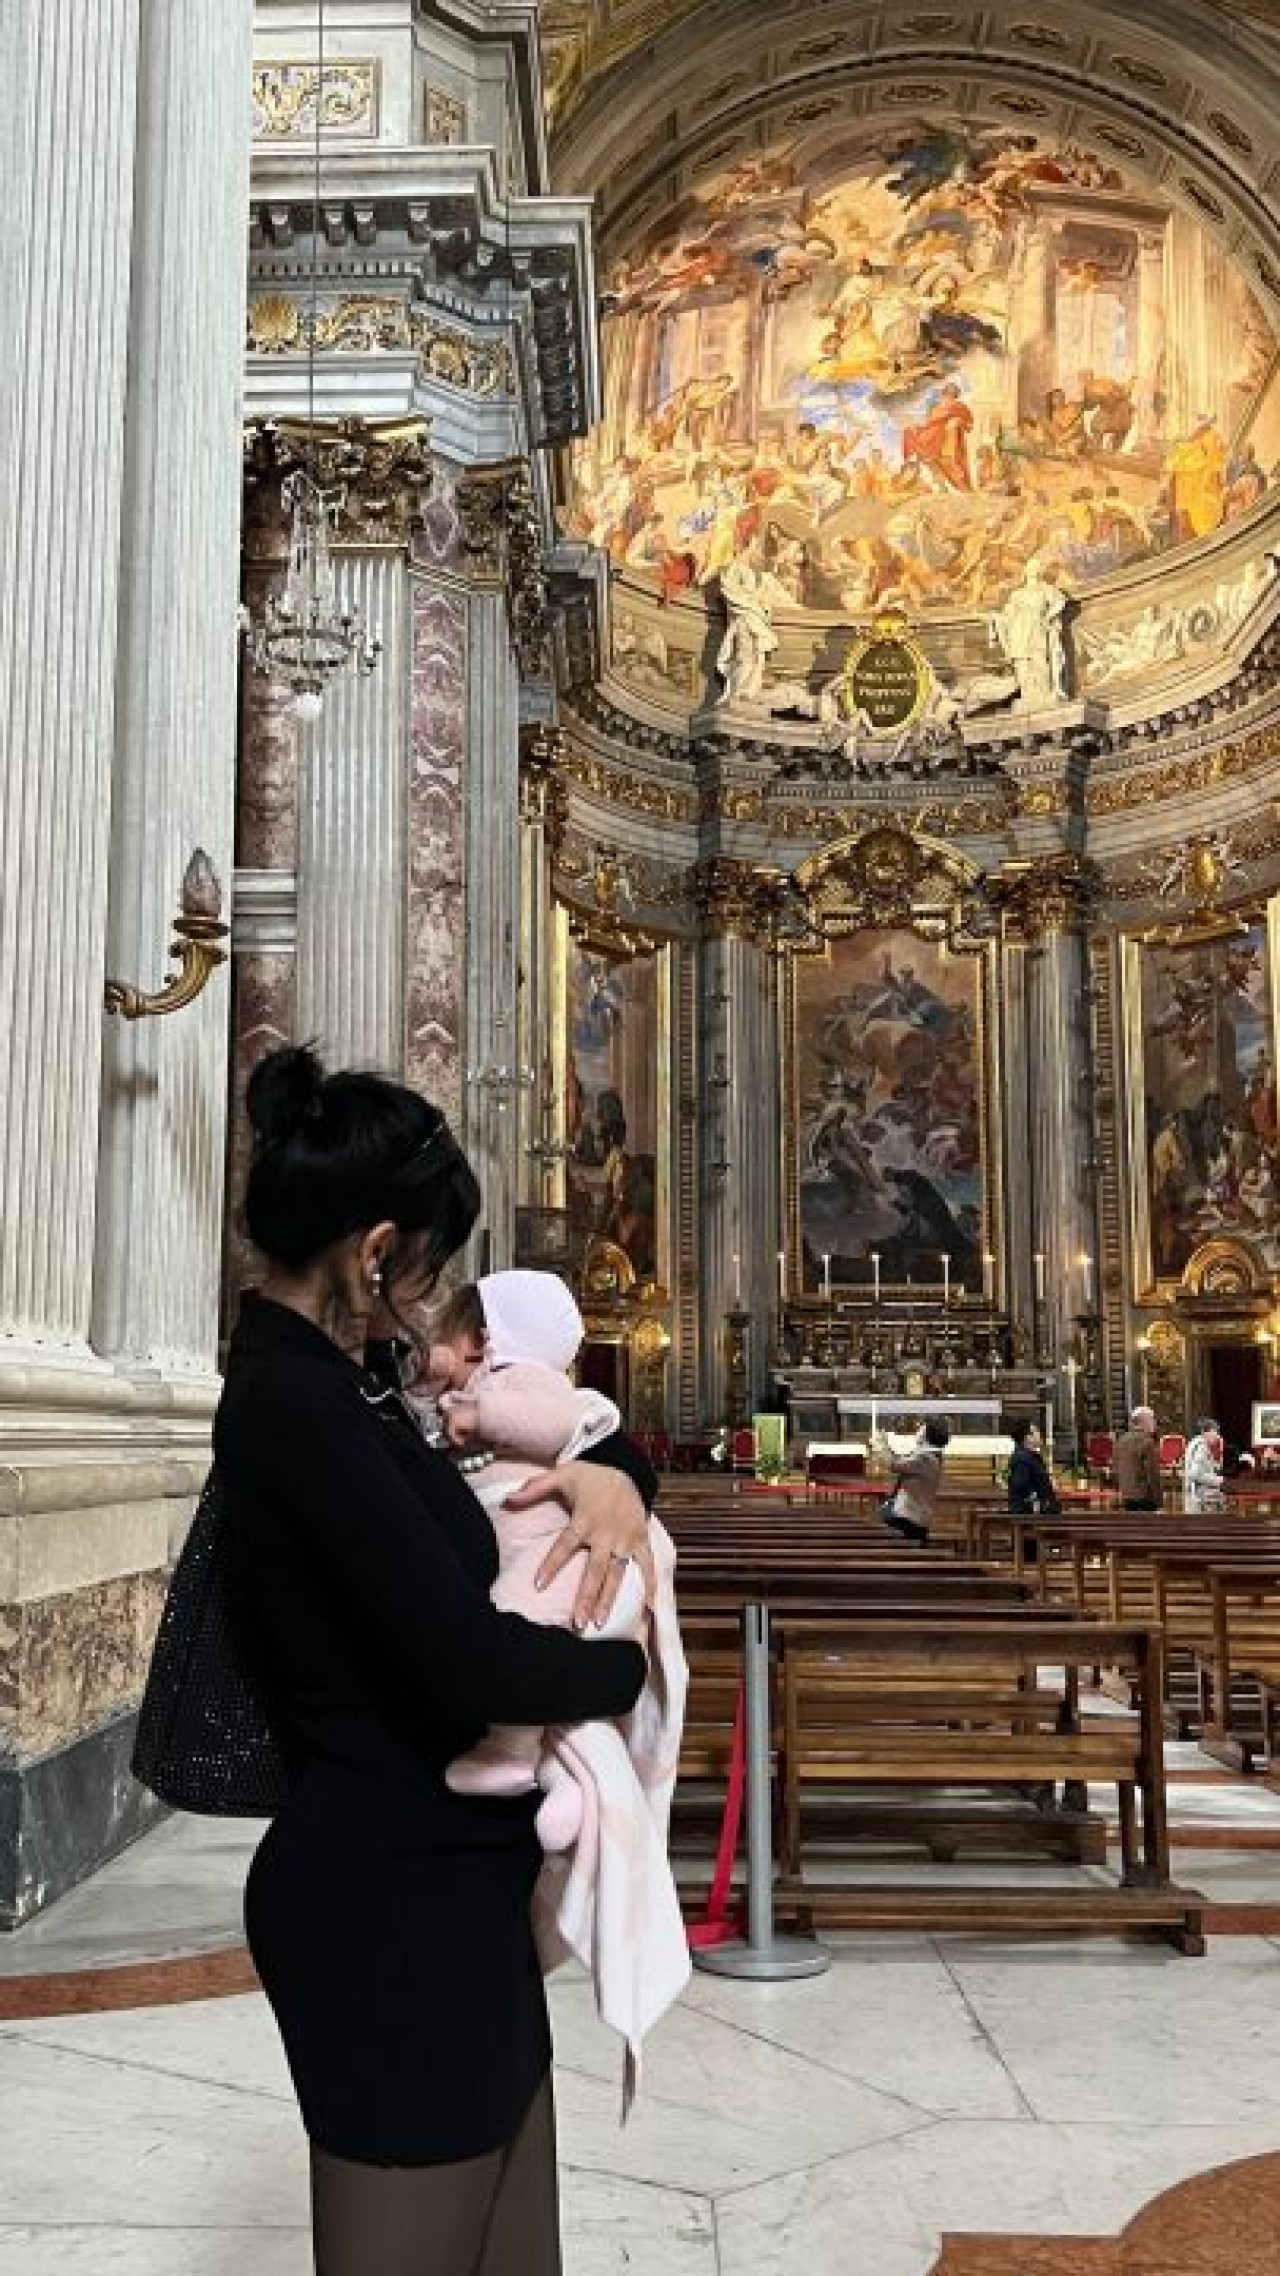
[{"x1": 692, "y1": 1601, "x2": 831, "y2": 1981}]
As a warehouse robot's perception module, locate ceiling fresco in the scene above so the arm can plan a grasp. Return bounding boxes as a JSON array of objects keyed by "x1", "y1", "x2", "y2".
[{"x1": 563, "y1": 120, "x2": 1280, "y2": 619}]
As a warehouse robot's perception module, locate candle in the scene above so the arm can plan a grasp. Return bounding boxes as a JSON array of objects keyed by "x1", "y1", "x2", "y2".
[
  {"x1": 1034, "y1": 1252, "x2": 1045, "y2": 1301},
  {"x1": 941, "y1": 1255, "x2": 951, "y2": 1308},
  {"x1": 777, "y1": 1248, "x2": 786, "y2": 1303},
  {"x1": 733, "y1": 1251, "x2": 742, "y2": 1306},
  {"x1": 822, "y1": 1253, "x2": 832, "y2": 1301},
  {"x1": 871, "y1": 1251, "x2": 881, "y2": 1306},
  {"x1": 1079, "y1": 1252, "x2": 1093, "y2": 1306},
  {"x1": 983, "y1": 1251, "x2": 995, "y2": 1303}
]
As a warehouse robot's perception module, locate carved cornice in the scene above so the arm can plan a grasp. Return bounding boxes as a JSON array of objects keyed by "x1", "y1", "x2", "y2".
[
  {"x1": 560, "y1": 744, "x2": 700, "y2": 823},
  {"x1": 691, "y1": 855, "x2": 787, "y2": 942},
  {"x1": 1086, "y1": 717, "x2": 1280, "y2": 813},
  {"x1": 248, "y1": 152, "x2": 595, "y2": 444},
  {"x1": 791, "y1": 827, "x2": 992, "y2": 947},
  {"x1": 988, "y1": 853, "x2": 1102, "y2": 941},
  {"x1": 246, "y1": 293, "x2": 516, "y2": 399},
  {"x1": 241, "y1": 415, "x2": 432, "y2": 552},
  {"x1": 457, "y1": 461, "x2": 551, "y2": 678}
]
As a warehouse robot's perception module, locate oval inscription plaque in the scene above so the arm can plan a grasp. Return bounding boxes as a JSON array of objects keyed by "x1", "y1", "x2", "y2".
[{"x1": 843, "y1": 620, "x2": 929, "y2": 736}]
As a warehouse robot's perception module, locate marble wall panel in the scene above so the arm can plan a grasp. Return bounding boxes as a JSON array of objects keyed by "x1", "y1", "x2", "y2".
[
  {"x1": 0, "y1": 1571, "x2": 167, "y2": 1766},
  {"x1": 405, "y1": 579, "x2": 468, "y2": 1129}
]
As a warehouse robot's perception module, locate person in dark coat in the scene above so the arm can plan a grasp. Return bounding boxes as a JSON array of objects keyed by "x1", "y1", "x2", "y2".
[
  {"x1": 1007, "y1": 1418, "x2": 1060, "y2": 1520},
  {"x1": 217, "y1": 1046, "x2": 653, "y2": 2275},
  {"x1": 1006, "y1": 1420, "x2": 1056, "y2": 1565}
]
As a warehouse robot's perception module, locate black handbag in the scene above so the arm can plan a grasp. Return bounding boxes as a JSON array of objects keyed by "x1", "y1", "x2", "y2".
[{"x1": 132, "y1": 1467, "x2": 298, "y2": 1817}]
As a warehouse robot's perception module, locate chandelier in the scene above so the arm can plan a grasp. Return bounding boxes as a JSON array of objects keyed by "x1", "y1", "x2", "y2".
[
  {"x1": 244, "y1": 0, "x2": 380, "y2": 719},
  {"x1": 247, "y1": 468, "x2": 380, "y2": 719}
]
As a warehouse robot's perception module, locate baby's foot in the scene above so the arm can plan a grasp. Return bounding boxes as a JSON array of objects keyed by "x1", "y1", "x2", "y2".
[{"x1": 534, "y1": 1767, "x2": 584, "y2": 1852}]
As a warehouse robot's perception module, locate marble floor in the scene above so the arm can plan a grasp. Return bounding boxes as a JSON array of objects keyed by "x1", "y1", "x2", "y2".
[{"x1": 1, "y1": 1815, "x2": 1279, "y2": 2272}]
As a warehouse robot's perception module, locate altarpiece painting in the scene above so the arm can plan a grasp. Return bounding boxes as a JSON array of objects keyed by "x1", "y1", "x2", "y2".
[
  {"x1": 565, "y1": 943, "x2": 662, "y2": 1283},
  {"x1": 1126, "y1": 915, "x2": 1280, "y2": 1289},
  {"x1": 792, "y1": 929, "x2": 986, "y2": 1290}
]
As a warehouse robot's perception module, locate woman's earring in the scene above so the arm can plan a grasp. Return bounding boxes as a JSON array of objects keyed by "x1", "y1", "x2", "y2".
[{"x1": 369, "y1": 1266, "x2": 383, "y2": 1295}]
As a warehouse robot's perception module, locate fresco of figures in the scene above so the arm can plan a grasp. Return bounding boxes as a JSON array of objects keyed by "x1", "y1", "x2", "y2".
[
  {"x1": 567, "y1": 121, "x2": 1280, "y2": 617},
  {"x1": 795, "y1": 931, "x2": 984, "y2": 1290},
  {"x1": 565, "y1": 945, "x2": 659, "y2": 1281},
  {"x1": 1140, "y1": 925, "x2": 1280, "y2": 1281}
]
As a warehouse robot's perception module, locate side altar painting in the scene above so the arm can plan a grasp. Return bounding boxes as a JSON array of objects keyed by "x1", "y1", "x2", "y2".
[
  {"x1": 565, "y1": 944, "x2": 660, "y2": 1283},
  {"x1": 794, "y1": 931, "x2": 984, "y2": 1289},
  {"x1": 1136, "y1": 923, "x2": 1280, "y2": 1282},
  {"x1": 568, "y1": 121, "x2": 1279, "y2": 617}
]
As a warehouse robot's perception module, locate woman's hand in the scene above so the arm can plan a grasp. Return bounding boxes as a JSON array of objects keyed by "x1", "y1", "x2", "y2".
[{"x1": 502, "y1": 1463, "x2": 656, "y2": 1631}]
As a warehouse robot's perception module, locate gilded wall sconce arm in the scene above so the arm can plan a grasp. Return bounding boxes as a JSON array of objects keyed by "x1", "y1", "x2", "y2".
[{"x1": 104, "y1": 850, "x2": 229, "y2": 1021}]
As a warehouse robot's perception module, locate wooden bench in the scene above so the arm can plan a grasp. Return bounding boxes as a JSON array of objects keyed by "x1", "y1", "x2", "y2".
[{"x1": 768, "y1": 1617, "x2": 1203, "y2": 1952}]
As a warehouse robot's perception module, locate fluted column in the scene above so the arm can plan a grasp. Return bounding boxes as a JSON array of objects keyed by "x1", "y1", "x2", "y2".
[
  {"x1": 92, "y1": 0, "x2": 254, "y2": 1377},
  {"x1": 0, "y1": 1, "x2": 140, "y2": 1359},
  {"x1": 462, "y1": 588, "x2": 522, "y2": 1265},
  {"x1": 296, "y1": 554, "x2": 409, "y2": 1070},
  {"x1": 696, "y1": 911, "x2": 781, "y2": 1423}
]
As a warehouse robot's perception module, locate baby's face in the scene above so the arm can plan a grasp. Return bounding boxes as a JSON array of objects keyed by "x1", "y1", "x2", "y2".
[{"x1": 423, "y1": 1328, "x2": 486, "y2": 1392}]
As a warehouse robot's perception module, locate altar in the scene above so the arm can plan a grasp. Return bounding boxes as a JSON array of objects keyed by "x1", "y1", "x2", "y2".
[{"x1": 836, "y1": 1394, "x2": 1005, "y2": 1442}]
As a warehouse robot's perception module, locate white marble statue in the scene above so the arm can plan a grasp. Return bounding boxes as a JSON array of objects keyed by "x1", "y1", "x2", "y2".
[
  {"x1": 990, "y1": 556, "x2": 1069, "y2": 708},
  {"x1": 714, "y1": 554, "x2": 794, "y2": 708}
]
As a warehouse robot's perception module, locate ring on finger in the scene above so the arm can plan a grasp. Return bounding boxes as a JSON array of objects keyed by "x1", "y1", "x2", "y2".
[{"x1": 610, "y1": 1551, "x2": 630, "y2": 1567}]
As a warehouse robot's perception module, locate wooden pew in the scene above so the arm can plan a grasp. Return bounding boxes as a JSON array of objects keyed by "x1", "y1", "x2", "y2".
[{"x1": 769, "y1": 1616, "x2": 1203, "y2": 1953}]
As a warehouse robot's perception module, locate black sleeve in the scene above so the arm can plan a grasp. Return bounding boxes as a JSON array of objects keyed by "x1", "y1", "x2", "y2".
[
  {"x1": 579, "y1": 1428, "x2": 659, "y2": 1511},
  {"x1": 231, "y1": 1369, "x2": 646, "y2": 1730}
]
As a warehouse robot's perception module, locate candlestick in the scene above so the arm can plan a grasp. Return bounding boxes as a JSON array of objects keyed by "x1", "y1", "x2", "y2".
[
  {"x1": 982, "y1": 1251, "x2": 995, "y2": 1303},
  {"x1": 822, "y1": 1253, "x2": 832, "y2": 1301},
  {"x1": 1034, "y1": 1252, "x2": 1045, "y2": 1302}
]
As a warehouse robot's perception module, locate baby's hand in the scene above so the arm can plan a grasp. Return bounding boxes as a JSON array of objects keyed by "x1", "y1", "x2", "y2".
[{"x1": 441, "y1": 1394, "x2": 480, "y2": 1449}]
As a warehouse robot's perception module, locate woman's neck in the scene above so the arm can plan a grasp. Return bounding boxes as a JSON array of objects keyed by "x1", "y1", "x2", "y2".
[{"x1": 257, "y1": 1270, "x2": 368, "y2": 1359}]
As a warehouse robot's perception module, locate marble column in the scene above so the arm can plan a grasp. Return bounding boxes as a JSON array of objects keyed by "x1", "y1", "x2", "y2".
[
  {"x1": 296, "y1": 554, "x2": 409, "y2": 1071},
  {"x1": 1027, "y1": 918, "x2": 1099, "y2": 1436},
  {"x1": 0, "y1": 0, "x2": 140, "y2": 1365},
  {"x1": 0, "y1": 0, "x2": 255, "y2": 1925},
  {"x1": 697, "y1": 930, "x2": 780, "y2": 1423},
  {"x1": 93, "y1": 0, "x2": 253, "y2": 1379}
]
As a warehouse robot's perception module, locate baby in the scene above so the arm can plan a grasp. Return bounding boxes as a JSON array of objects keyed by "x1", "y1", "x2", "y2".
[
  {"x1": 413, "y1": 1269, "x2": 649, "y2": 1851},
  {"x1": 412, "y1": 1267, "x2": 690, "y2": 2111}
]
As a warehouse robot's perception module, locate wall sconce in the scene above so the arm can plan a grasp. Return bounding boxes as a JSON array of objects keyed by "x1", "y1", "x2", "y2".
[{"x1": 104, "y1": 850, "x2": 228, "y2": 1020}]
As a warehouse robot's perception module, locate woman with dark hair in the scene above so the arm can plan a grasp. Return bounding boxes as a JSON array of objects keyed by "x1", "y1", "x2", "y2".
[{"x1": 217, "y1": 1046, "x2": 653, "y2": 2275}]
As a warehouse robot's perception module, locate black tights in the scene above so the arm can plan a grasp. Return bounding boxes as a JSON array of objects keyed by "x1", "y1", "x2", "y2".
[{"x1": 310, "y1": 2077, "x2": 561, "y2": 2276}]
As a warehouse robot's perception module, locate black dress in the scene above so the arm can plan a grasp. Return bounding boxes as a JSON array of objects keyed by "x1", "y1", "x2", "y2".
[{"x1": 215, "y1": 1294, "x2": 647, "y2": 2167}]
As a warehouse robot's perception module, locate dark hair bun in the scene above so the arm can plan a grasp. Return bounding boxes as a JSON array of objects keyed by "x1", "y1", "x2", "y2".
[{"x1": 246, "y1": 1044, "x2": 326, "y2": 1149}]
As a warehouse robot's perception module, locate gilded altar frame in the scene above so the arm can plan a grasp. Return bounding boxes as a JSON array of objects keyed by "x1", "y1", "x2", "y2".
[
  {"x1": 1120, "y1": 894, "x2": 1280, "y2": 1303},
  {"x1": 776, "y1": 829, "x2": 1005, "y2": 1300}
]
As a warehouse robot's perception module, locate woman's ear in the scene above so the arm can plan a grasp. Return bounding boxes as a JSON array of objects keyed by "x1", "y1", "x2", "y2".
[{"x1": 357, "y1": 1220, "x2": 399, "y2": 1297}]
